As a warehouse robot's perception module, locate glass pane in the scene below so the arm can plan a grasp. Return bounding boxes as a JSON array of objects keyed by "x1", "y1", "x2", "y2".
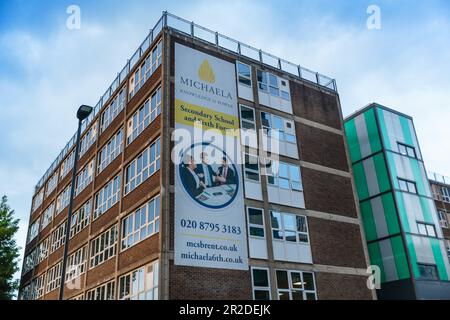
[
  {"x1": 305, "y1": 292, "x2": 316, "y2": 300},
  {"x1": 240, "y1": 106, "x2": 254, "y2": 122},
  {"x1": 261, "y1": 112, "x2": 270, "y2": 127},
  {"x1": 298, "y1": 233, "x2": 309, "y2": 243},
  {"x1": 303, "y1": 272, "x2": 315, "y2": 291},
  {"x1": 279, "y1": 178, "x2": 290, "y2": 189},
  {"x1": 291, "y1": 272, "x2": 303, "y2": 289},
  {"x1": 292, "y1": 291, "x2": 304, "y2": 300},
  {"x1": 276, "y1": 270, "x2": 289, "y2": 289},
  {"x1": 237, "y1": 62, "x2": 251, "y2": 78},
  {"x1": 284, "y1": 214, "x2": 296, "y2": 231},
  {"x1": 254, "y1": 290, "x2": 270, "y2": 300},
  {"x1": 271, "y1": 212, "x2": 282, "y2": 229},
  {"x1": 250, "y1": 227, "x2": 264, "y2": 237},
  {"x1": 296, "y1": 216, "x2": 307, "y2": 233},
  {"x1": 285, "y1": 231, "x2": 297, "y2": 242},
  {"x1": 417, "y1": 223, "x2": 427, "y2": 235},
  {"x1": 278, "y1": 291, "x2": 289, "y2": 300},
  {"x1": 253, "y1": 269, "x2": 269, "y2": 287},
  {"x1": 248, "y1": 208, "x2": 263, "y2": 225},
  {"x1": 426, "y1": 225, "x2": 436, "y2": 237}
]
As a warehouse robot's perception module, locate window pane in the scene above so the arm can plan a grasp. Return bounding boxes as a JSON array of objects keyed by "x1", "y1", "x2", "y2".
[
  {"x1": 296, "y1": 216, "x2": 307, "y2": 233},
  {"x1": 253, "y1": 269, "x2": 269, "y2": 287},
  {"x1": 248, "y1": 208, "x2": 263, "y2": 225},
  {"x1": 426, "y1": 225, "x2": 436, "y2": 237},
  {"x1": 418, "y1": 264, "x2": 439, "y2": 280},
  {"x1": 271, "y1": 212, "x2": 282, "y2": 229},
  {"x1": 240, "y1": 106, "x2": 254, "y2": 122},
  {"x1": 250, "y1": 227, "x2": 265, "y2": 237},
  {"x1": 303, "y1": 272, "x2": 315, "y2": 291},
  {"x1": 254, "y1": 290, "x2": 270, "y2": 300},
  {"x1": 284, "y1": 214, "x2": 296, "y2": 231},
  {"x1": 285, "y1": 231, "x2": 297, "y2": 242},
  {"x1": 276, "y1": 270, "x2": 289, "y2": 289},
  {"x1": 291, "y1": 272, "x2": 302, "y2": 289}
]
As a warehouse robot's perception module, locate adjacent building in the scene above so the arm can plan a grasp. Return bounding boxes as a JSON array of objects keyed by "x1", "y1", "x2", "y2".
[
  {"x1": 345, "y1": 103, "x2": 450, "y2": 299},
  {"x1": 19, "y1": 12, "x2": 374, "y2": 300}
]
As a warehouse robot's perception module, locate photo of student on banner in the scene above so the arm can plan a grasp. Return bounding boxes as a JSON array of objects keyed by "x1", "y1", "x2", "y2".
[{"x1": 179, "y1": 144, "x2": 239, "y2": 209}]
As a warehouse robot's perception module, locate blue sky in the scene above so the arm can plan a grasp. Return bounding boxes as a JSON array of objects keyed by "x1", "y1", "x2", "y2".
[{"x1": 1, "y1": 0, "x2": 450, "y2": 282}]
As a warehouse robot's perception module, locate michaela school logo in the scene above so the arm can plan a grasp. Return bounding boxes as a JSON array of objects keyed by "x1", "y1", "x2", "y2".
[{"x1": 198, "y1": 59, "x2": 216, "y2": 83}]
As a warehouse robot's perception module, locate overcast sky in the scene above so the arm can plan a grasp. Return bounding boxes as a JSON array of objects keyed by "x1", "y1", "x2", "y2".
[{"x1": 1, "y1": 0, "x2": 450, "y2": 281}]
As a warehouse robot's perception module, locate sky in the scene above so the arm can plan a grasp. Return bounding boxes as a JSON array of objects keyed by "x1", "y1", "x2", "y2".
[{"x1": 1, "y1": 0, "x2": 450, "y2": 285}]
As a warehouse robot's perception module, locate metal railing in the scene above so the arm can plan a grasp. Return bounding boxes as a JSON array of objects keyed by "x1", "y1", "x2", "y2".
[
  {"x1": 428, "y1": 171, "x2": 450, "y2": 185},
  {"x1": 34, "y1": 11, "x2": 337, "y2": 192}
]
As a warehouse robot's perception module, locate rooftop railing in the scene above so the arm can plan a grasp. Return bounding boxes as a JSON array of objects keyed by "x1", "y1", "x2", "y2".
[
  {"x1": 34, "y1": 11, "x2": 337, "y2": 192},
  {"x1": 428, "y1": 171, "x2": 450, "y2": 186}
]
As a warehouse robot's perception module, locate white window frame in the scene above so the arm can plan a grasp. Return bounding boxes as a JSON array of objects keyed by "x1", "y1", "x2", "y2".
[
  {"x1": 126, "y1": 87, "x2": 161, "y2": 145},
  {"x1": 46, "y1": 262, "x2": 62, "y2": 293},
  {"x1": 118, "y1": 260, "x2": 159, "y2": 300},
  {"x1": 275, "y1": 269, "x2": 317, "y2": 300},
  {"x1": 86, "y1": 280, "x2": 116, "y2": 300},
  {"x1": 36, "y1": 238, "x2": 49, "y2": 264},
  {"x1": 257, "y1": 70, "x2": 290, "y2": 101},
  {"x1": 79, "y1": 121, "x2": 98, "y2": 158},
  {"x1": 45, "y1": 172, "x2": 58, "y2": 197},
  {"x1": 41, "y1": 202, "x2": 55, "y2": 231},
  {"x1": 98, "y1": 127, "x2": 124, "y2": 174},
  {"x1": 124, "y1": 138, "x2": 160, "y2": 195},
  {"x1": 70, "y1": 200, "x2": 91, "y2": 238},
  {"x1": 247, "y1": 207, "x2": 265, "y2": 239},
  {"x1": 31, "y1": 273, "x2": 46, "y2": 300},
  {"x1": 27, "y1": 218, "x2": 40, "y2": 243},
  {"x1": 32, "y1": 189, "x2": 44, "y2": 212},
  {"x1": 244, "y1": 153, "x2": 260, "y2": 182},
  {"x1": 441, "y1": 186, "x2": 450, "y2": 203},
  {"x1": 75, "y1": 159, "x2": 94, "y2": 196},
  {"x1": 237, "y1": 62, "x2": 252, "y2": 87},
  {"x1": 89, "y1": 224, "x2": 118, "y2": 268},
  {"x1": 23, "y1": 249, "x2": 37, "y2": 274},
  {"x1": 397, "y1": 142, "x2": 417, "y2": 158},
  {"x1": 261, "y1": 111, "x2": 296, "y2": 144},
  {"x1": 60, "y1": 150, "x2": 75, "y2": 179},
  {"x1": 101, "y1": 87, "x2": 126, "y2": 133},
  {"x1": 56, "y1": 184, "x2": 71, "y2": 214},
  {"x1": 50, "y1": 221, "x2": 66, "y2": 253},
  {"x1": 398, "y1": 178, "x2": 418, "y2": 194},
  {"x1": 66, "y1": 246, "x2": 87, "y2": 283},
  {"x1": 94, "y1": 175, "x2": 121, "y2": 220},
  {"x1": 438, "y1": 210, "x2": 449, "y2": 228},
  {"x1": 266, "y1": 160, "x2": 303, "y2": 192},
  {"x1": 251, "y1": 267, "x2": 271, "y2": 300},
  {"x1": 417, "y1": 221, "x2": 437, "y2": 238},
  {"x1": 270, "y1": 211, "x2": 309, "y2": 244}
]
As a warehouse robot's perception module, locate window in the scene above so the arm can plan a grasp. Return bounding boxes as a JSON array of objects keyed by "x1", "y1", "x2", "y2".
[
  {"x1": 438, "y1": 211, "x2": 449, "y2": 228},
  {"x1": 118, "y1": 260, "x2": 159, "y2": 300},
  {"x1": 23, "y1": 249, "x2": 37, "y2": 274},
  {"x1": 41, "y1": 203, "x2": 54, "y2": 231},
  {"x1": 46, "y1": 262, "x2": 62, "y2": 293},
  {"x1": 50, "y1": 221, "x2": 66, "y2": 253},
  {"x1": 32, "y1": 189, "x2": 44, "y2": 212},
  {"x1": 94, "y1": 175, "x2": 121, "y2": 220},
  {"x1": 126, "y1": 87, "x2": 161, "y2": 145},
  {"x1": 27, "y1": 218, "x2": 40, "y2": 243},
  {"x1": 276, "y1": 270, "x2": 316, "y2": 300},
  {"x1": 251, "y1": 268, "x2": 271, "y2": 300},
  {"x1": 89, "y1": 225, "x2": 118, "y2": 268},
  {"x1": 240, "y1": 105, "x2": 256, "y2": 131},
  {"x1": 121, "y1": 195, "x2": 160, "y2": 250},
  {"x1": 237, "y1": 62, "x2": 252, "y2": 87},
  {"x1": 129, "y1": 41, "x2": 162, "y2": 99},
  {"x1": 124, "y1": 138, "x2": 160, "y2": 195},
  {"x1": 101, "y1": 88, "x2": 126, "y2": 132},
  {"x1": 98, "y1": 128, "x2": 124, "y2": 174},
  {"x1": 75, "y1": 159, "x2": 94, "y2": 196},
  {"x1": 45, "y1": 172, "x2": 58, "y2": 197},
  {"x1": 441, "y1": 187, "x2": 450, "y2": 203},
  {"x1": 271, "y1": 212, "x2": 309, "y2": 243},
  {"x1": 247, "y1": 207, "x2": 265, "y2": 238},
  {"x1": 397, "y1": 142, "x2": 417, "y2": 158},
  {"x1": 19, "y1": 284, "x2": 31, "y2": 300},
  {"x1": 244, "y1": 153, "x2": 260, "y2": 182},
  {"x1": 56, "y1": 184, "x2": 71, "y2": 214},
  {"x1": 70, "y1": 294, "x2": 85, "y2": 300},
  {"x1": 66, "y1": 246, "x2": 87, "y2": 283},
  {"x1": 418, "y1": 264, "x2": 439, "y2": 281},
  {"x1": 257, "y1": 70, "x2": 290, "y2": 101},
  {"x1": 31, "y1": 273, "x2": 46, "y2": 300},
  {"x1": 70, "y1": 200, "x2": 91, "y2": 238},
  {"x1": 261, "y1": 112, "x2": 296, "y2": 143},
  {"x1": 398, "y1": 178, "x2": 418, "y2": 194},
  {"x1": 60, "y1": 150, "x2": 75, "y2": 179},
  {"x1": 86, "y1": 280, "x2": 116, "y2": 300},
  {"x1": 36, "y1": 238, "x2": 49, "y2": 264},
  {"x1": 417, "y1": 221, "x2": 437, "y2": 238},
  {"x1": 79, "y1": 122, "x2": 98, "y2": 158},
  {"x1": 266, "y1": 160, "x2": 303, "y2": 191}
]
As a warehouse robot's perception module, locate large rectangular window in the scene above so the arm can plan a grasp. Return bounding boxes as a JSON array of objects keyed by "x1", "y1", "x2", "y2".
[
  {"x1": 261, "y1": 112, "x2": 296, "y2": 143},
  {"x1": 86, "y1": 280, "x2": 116, "y2": 300},
  {"x1": 89, "y1": 225, "x2": 118, "y2": 268},
  {"x1": 36, "y1": 238, "x2": 49, "y2": 264},
  {"x1": 418, "y1": 263, "x2": 439, "y2": 281},
  {"x1": 23, "y1": 249, "x2": 36, "y2": 274},
  {"x1": 41, "y1": 202, "x2": 54, "y2": 231},
  {"x1": 27, "y1": 218, "x2": 40, "y2": 243},
  {"x1": 129, "y1": 41, "x2": 162, "y2": 99},
  {"x1": 271, "y1": 212, "x2": 309, "y2": 243},
  {"x1": 32, "y1": 189, "x2": 44, "y2": 212},
  {"x1": 244, "y1": 153, "x2": 260, "y2": 182},
  {"x1": 70, "y1": 200, "x2": 91, "y2": 238},
  {"x1": 237, "y1": 62, "x2": 252, "y2": 87},
  {"x1": 79, "y1": 121, "x2": 98, "y2": 158},
  {"x1": 397, "y1": 142, "x2": 417, "y2": 158},
  {"x1": 66, "y1": 246, "x2": 87, "y2": 283},
  {"x1": 251, "y1": 268, "x2": 271, "y2": 300},
  {"x1": 31, "y1": 273, "x2": 46, "y2": 300},
  {"x1": 94, "y1": 175, "x2": 121, "y2": 220},
  {"x1": 438, "y1": 210, "x2": 449, "y2": 228},
  {"x1": 124, "y1": 138, "x2": 160, "y2": 195},
  {"x1": 75, "y1": 159, "x2": 94, "y2": 196},
  {"x1": 101, "y1": 87, "x2": 126, "y2": 133},
  {"x1": 45, "y1": 172, "x2": 58, "y2": 197},
  {"x1": 46, "y1": 262, "x2": 62, "y2": 293},
  {"x1": 50, "y1": 221, "x2": 66, "y2": 253},
  {"x1": 441, "y1": 186, "x2": 450, "y2": 203},
  {"x1": 121, "y1": 195, "x2": 160, "y2": 250},
  {"x1": 266, "y1": 160, "x2": 303, "y2": 191},
  {"x1": 247, "y1": 207, "x2": 265, "y2": 238},
  {"x1": 276, "y1": 269, "x2": 317, "y2": 300},
  {"x1": 398, "y1": 178, "x2": 418, "y2": 194},
  {"x1": 98, "y1": 128, "x2": 123, "y2": 174},
  {"x1": 118, "y1": 260, "x2": 159, "y2": 300},
  {"x1": 257, "y1": 70, "x2": 290, "y2": 101},
  {"x1": 417, "y1": 221, "x2": 437, "y2": 238},
  {"x1": 60, "y1": 150, "x2": 75, "y2": 179},
  {"x1": 126, "y1": 87, "x2": 161, "y2": 145},
  {"x1": 56, "y1": 184, "x2": 71, "y2": 214}
]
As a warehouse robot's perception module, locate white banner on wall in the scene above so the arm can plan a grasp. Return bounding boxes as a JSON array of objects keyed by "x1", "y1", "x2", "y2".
[{"x1": 174, "y1": 43, "x2": 248, "y2": 270}]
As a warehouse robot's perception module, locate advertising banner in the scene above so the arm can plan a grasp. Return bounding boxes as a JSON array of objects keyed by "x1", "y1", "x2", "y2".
[{"x1": 174, "y1": 43, "x2": 248, "y2": 270}]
